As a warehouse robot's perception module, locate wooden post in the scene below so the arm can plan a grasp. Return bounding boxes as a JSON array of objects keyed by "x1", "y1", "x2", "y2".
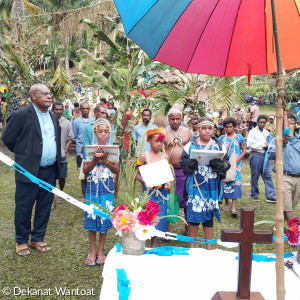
[
  {"x1": 270, "y1": 0, "x2": 286, "y2": 298},
  {"x1": 274, "y1": 62, "x2": 286, "y2": 300}
]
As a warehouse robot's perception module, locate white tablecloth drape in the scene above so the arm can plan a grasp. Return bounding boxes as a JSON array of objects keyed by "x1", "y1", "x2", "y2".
[{"x1": 100, "y1": 246, "x2": 299, "y2": 300}]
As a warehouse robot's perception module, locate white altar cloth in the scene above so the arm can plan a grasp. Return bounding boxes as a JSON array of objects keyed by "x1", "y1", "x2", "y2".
[{"x1": 100, "y1": 247, "x2": 299, "y2": 300}]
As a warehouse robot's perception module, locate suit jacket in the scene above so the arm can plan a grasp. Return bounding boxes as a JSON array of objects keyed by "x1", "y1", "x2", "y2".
[{"x1": 2, "y1": 105, "x2": 61, "y2": 183}]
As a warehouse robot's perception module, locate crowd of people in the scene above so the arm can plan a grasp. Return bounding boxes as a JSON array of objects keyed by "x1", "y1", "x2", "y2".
[{"x1": 2, "y1": 83, "x2": 299, "y2": 266}]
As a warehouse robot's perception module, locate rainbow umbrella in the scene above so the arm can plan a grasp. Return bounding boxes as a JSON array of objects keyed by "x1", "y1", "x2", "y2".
[
  {"x1": 113, "y1": 0, "x2": 300, "y2": 77},
  {"x1": 113, "y1": 1, "x2": 300, "y2": 299}
]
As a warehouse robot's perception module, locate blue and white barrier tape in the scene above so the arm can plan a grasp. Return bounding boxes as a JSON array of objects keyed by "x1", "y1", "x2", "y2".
[{"x1": 0, "y1": 152, "x2": 111, "y2": 220}]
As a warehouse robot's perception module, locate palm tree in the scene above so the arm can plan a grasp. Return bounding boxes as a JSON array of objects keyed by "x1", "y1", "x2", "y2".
[
  {"x1": 80, "y1": 17, "x2": 163, "y2": 169},
  {"x1": 206, "y1": 76, "x2": 247, "y2": 115},
  {"x1": 154, "y1": 73, "x2": 207, "y2": 116}
]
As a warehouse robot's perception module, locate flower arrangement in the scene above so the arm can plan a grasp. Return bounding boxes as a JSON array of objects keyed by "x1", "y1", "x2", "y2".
[
  {"x1": 286, "y1": 217, "x2": 300, "y2": 246},
  {"x1": 87, "y1": 157, "x2": 182, "y2": 247},
  {"x1": 111, "y1": 193, "x2": 161, "y2": 241}
]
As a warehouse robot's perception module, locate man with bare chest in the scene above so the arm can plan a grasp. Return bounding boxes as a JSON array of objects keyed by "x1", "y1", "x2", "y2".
[{"x1": 164, "y1": 108, "x2": 192, "y2": 211}]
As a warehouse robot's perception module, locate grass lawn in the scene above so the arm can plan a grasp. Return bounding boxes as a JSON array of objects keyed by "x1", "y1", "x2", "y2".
[
  {"x1": 0, "y1": 146, "x2": 299, "y2": 300},
  {"x1": 257, "y1": 104, "x2": 276, "y2": 115}
]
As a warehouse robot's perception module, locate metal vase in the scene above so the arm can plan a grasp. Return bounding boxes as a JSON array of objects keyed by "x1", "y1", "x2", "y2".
[
  {"x1": 297, "y1": 244, "x2": 300, "y2": 264},
  {"x1": 122, "y1": 231, "x2": 145, "y2": 256}
]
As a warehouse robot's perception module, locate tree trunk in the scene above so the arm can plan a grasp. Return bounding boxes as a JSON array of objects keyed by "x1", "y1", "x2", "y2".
[
  {"x1": 16, "y1": 0, "x2": 23, "y2": 43},
  {"x1": 275, "y1": 62, "x2": 286, "y2": 300},
  {"x1": 64, "y1": 39, "x2": 70, "y2": 80}
]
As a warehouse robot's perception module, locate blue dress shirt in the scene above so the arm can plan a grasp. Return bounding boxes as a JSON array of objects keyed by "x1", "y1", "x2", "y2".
[
  {"x1": 73, "y1": 115, "x2": 95, "y2": 155},
  {"x1": 33, "y1": 105, "x2": 57, "y2": 167},
  {"x1": 268, "y1": 133, "x2": 300, "y2": 174},
  {"x1": 134, "y1": 122, "x2": 157, "y2": 156},
  {"x1": 294, "y1": 107, "x2": 300, "y2": 122}
]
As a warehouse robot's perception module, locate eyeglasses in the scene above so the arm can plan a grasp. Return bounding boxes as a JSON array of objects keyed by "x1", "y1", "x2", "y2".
[{"x1": 34, "y1": 92, "x2": 53, "y2": 97}]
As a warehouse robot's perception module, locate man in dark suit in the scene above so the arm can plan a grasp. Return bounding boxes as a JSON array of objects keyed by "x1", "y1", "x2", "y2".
[{"x1": 2, "y1": 84, "x2": 61, "y2": 256}]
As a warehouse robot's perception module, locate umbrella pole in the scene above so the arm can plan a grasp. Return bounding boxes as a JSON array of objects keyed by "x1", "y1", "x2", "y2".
[{"x1": 271, "y1": 0, "x2": 285, "y2": 299}]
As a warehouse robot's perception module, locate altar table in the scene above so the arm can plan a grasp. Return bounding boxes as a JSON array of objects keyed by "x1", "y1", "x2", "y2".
[{"x1": 100, "y1": 246, "x2": 299, "y2": 300}]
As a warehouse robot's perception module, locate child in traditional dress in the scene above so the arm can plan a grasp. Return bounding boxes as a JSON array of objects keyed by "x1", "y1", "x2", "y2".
[
  {"x1": 219, "y1": 117, "x2": 246, "y2": 216},
  {"x1": 180, "y1": 117, "x2": 229, "y2": 250},
  {"x1": 136, "y1": 128, "x2": 171, "y2": 247},
  {"x1": 83, "y1": 118, "x2": 119, "y2": 265}
]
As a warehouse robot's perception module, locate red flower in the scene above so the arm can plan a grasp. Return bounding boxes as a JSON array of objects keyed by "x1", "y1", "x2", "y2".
[
  {"x1": 286, "y1": 229, "x2": 299, "y2": 246},
  {"x1": 146, "y1": 201, "x2": 160, "y2": 215},
  {"x1": 125, "y1": 110, "x2": 133, "y2": 119},
  {"x1": 288, "y1": 217, "x2": 300, "y2": 228},
  {"x1": 157, "y1": 134, "x2": 165, "y2": 141},
  {"x1": 289, "y1": 225, "x2": 300, "y2": 234},
  {"x1": 137, "y1": 210, "x2": 154, "y2": 225}
]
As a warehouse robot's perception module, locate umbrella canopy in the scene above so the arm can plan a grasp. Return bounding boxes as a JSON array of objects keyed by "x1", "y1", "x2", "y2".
[
  {"x1": 113, "y1": 1, "x2": 299, "y2": 299},
  {"x1": 114, "y1": 0, "x2": 300, "y2": 76}
]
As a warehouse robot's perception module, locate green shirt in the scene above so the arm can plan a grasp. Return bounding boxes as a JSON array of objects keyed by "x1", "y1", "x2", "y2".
[{"x1": 62, "y1": 109, "x2": 71, "y2": 119}]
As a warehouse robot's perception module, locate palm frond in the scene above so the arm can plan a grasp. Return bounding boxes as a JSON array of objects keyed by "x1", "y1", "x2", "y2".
[
  {"x1": 79, "y1": 18, "x2": 122, "y2": 56},
  {"x1": 208, "y1": 76, "x2": 245, "y2": 111},
  {"x1": 4, "y1": 43, "x2": 32, "y2": 85},
  {"x1": 21, "y1": 0, "x2": 47, "y2": 15},
  {"x1": 50, "y1": 63, "x2": 71, "y2": 99}
]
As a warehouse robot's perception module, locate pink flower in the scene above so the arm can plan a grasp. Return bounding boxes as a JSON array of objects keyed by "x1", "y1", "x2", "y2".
[
  {"x1": 112, "y1": 204, "x2": 130, "y2": 216},
  {"x1": 151, "y1": 215, "x2": 159, "y2": 226},
  {"x1": 137, "y1": 210, "x2": 154, "y2": 225},
  {"x1": 157, "y1": 134, "x2": 165, "y2": 141},
  {"x1": 286, "y1": 229, "x2": 299, "y2": 246},
  {"x1": 288, "y1": 217, "x2": 300, "y2": 228},
  {"x1": 146, "y1": 201, "x2": 160, "y2": 215},
  {"x1": 112, "y1": 210, "x2": 136, "y2": 232}
]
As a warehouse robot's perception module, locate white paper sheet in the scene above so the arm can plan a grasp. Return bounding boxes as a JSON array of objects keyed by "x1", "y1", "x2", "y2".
[
  {"x1": 85, "y1": 145, "x2": 119, "y2": 162},
  {"x1": 190, "y1": 149, "x2": 225, "y2": 165},
  {"x1": 138, "y1": 159, "x2": 174, "y2": 187}
]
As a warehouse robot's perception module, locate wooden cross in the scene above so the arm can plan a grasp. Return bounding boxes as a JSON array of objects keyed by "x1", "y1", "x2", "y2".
[{"x1": 213, "y1": 208, "x2": 273, "y2": 300}]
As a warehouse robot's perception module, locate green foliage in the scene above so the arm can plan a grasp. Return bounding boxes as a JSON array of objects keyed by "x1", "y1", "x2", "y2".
[
  {"x1": 80, "y1": 17, "x2": 163, "y2": 169},
  {"x1": 5, "y1": 43, "x2": 32, "y2": 86},
  {"x1": 50, "y1": 62, "x2": 71, "y2": 99},
  {"x1": 32, "y1": 0, "x2": 95, "y2": 11},
  {"x1": 207, "y1": 76, "x2": 246, "y2": 112},
  {"x1": 154, "y1": 73, "x2": 206, "y2": 116}
]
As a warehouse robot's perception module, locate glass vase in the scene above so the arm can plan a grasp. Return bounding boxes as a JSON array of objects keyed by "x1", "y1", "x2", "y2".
[
  {"x1": 297, "y1": 244, "x2": 300, "y2": 264},
  {"x1": 122, "y1": 231, "x2": 145, "y2": 256}
]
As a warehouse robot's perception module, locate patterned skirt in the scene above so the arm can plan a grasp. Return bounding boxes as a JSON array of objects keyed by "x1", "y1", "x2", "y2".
[
  {"x1": 186, "y1": 169, "x2": 220, "y2": 224},
  {"x1": 84, "y1": 173, "x2": 114, "y2": 233},
  {"x1": 143, "y1": 185, "x2": 169, "y2": 232}
]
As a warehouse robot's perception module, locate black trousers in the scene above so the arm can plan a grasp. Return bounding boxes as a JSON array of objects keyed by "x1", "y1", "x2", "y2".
[
  {"x1": 76, "y1": 155, "x2": 82, "y2": 169},
  {"x1": 15, "y1": 165, "x2": 56, "y2": 244}
]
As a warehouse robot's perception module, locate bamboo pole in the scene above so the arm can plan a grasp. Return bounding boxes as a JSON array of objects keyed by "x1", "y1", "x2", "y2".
[
  {"x1": 274, "y1": 62, "x2": 286, "y2": 300},
  {"x1": 270, "y1": 1, "x2": 285, "y2": 299}
]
